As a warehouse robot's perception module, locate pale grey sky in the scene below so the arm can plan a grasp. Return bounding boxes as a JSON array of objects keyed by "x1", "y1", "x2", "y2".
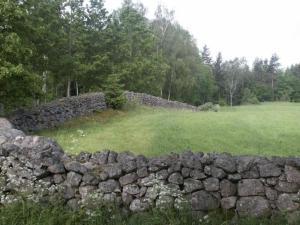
[{"x1": 105, "y1": 0, "x2": 300, "y2": 68}]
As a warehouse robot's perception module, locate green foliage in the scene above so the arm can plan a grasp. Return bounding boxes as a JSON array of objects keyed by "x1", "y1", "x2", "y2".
[
  {"x1": 103, "y1": 74, "x2": 126, "y2": 109},
  {"x1": 241, "y1": 88, "x2": 260, "y2": 105},
  {"x1": 0, "y1": 201, "x2": 293, "y2": 225},
  {"x1": 39, "y1": 102, "x2": 300, "y2": 157}
]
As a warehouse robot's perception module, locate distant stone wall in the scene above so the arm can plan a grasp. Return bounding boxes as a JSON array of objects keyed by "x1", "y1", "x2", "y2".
[
  {"x1": 124, "y1": 91, "x2": 198, "y2": 111},
  {"x1": 8, "y1": 92, "x2": 198, "y2": 132},
  {"x1": 0, "y1": 119, "x2": 300, "y2": 218},
  {"x1": 9, "y1": 93, "x2": 107, "y2": 132}
]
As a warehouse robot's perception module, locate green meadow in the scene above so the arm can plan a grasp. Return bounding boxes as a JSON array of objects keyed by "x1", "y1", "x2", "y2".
[{"x1": 38, "y1": 102, "x2": 300, "y2": 157}]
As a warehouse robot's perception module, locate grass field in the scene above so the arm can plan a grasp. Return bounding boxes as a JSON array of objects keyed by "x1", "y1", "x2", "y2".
[{"x1": 38, "y1": 102, "x2": 300, "y2": 157}]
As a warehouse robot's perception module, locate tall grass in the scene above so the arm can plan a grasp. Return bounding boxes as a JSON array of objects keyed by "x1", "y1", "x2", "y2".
[{"x1": 0, "y1": 201, "x2": 292, "y2": 225}]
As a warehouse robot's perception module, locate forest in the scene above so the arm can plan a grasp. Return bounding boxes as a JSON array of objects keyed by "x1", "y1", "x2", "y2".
[{"x1": 1, "y1": 0, "x2": 300, "y2": 113}]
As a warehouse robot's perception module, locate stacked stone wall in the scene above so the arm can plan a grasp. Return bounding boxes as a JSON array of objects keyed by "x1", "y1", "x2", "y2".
[{"x1": 0, "y1": 118, "x2": 299, "y2": 218}]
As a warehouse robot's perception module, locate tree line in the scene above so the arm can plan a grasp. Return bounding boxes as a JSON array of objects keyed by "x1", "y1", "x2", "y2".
[{"x1": 1, "y1": 0, "x2": 300, "y2": 113}]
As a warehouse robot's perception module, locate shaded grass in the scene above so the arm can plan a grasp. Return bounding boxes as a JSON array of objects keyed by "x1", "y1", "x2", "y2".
[
  {"x1": 38, "y1": 102, "x2": 300, "y2": 156},
  {"x1": 0, "y1": 201, "x2": 292, "y2": 225}
]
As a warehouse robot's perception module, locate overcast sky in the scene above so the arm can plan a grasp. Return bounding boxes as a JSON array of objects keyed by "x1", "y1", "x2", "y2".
[{"x1": 105, "y1": 0, "x2": 300, "y2": 68}]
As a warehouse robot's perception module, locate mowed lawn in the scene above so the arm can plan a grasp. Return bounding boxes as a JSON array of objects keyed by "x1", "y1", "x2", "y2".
[{"x1": 38, "y1": 102, "x2": 300, "y2": 157}]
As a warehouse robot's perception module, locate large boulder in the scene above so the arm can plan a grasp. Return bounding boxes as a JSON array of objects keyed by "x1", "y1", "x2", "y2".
[
  {"x1": 258, "y1": 163, "x2": 282, "y2": 177},
  {"x1": 276, "y1": 194, "x2": 300, "y2": 212},
  {"x1": 0, "y1": 118, "x2": 13, "y2": 129},
  {"x1": 214, "y1": 154, "x2": 236, "y2": 173},
  {"x1": 285, "y1": 166, "x2": 300, "y2": 184}
]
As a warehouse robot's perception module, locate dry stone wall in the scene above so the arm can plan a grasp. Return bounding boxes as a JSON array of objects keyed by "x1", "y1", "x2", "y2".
[
  {"x1": 9, "y1": 92, "x2": 198, "y2": 132},
  {"x1": 9, "y1": 93, "x2": 107, "y2": 132},
  {"x1": 0, "y1": 118, "x2": 300, "y2": 218}
]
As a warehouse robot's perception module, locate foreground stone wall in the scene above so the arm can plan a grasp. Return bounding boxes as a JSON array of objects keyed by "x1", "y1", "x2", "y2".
[
  {"x1": 9, "y1": 92, "x2": 198, "y2": 132},
  {"x1": 0, "y1": 119, "x2": 300, "y2": 218}
]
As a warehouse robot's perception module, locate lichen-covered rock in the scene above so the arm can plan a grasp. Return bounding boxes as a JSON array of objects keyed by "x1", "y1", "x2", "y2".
[
  {"x1": 129, "y1": 198, "x2": 150, "y2": 212},
  {"x1": 204, "y1": 166, "x2": 226, "y2": 179},
  {"x1": 190, "y1": 169, "x2": 206, "y2": 180},
  {"x1": 123, "y1": 184, "x2": 140, "y2": 195},
  {"x1": 237, "y1": 196, "x2": 271, "y2": 217},
  {"x1": 238, "y1": 179, "x2": 264, "y2": 196},
  {"x1": 184, "y1": 178, "x2": 203, "y2": 193},
  {"x1": 0, "y1": 118, "x2": 13, "y2": 129},
  {"x1": 265, "y1": 187, "x2": 278, "y2": 201}
]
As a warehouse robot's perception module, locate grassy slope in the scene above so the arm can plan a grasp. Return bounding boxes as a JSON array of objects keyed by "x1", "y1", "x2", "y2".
[{"x1": 38, "y1": 102, "x2": 300, "y2": 157}]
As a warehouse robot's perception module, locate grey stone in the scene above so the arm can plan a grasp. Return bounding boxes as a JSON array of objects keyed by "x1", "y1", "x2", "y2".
[
  {"x1": 90, "y1": 151, "x2": 109, "y2": 164},
  {"x1": 48, "y1": 163, "x2": 66, "y2": 174},
  {"x1": 0, "y1": 118, "x2": 13, "y2": 129},
  {"x1": 123, "y1": 184, "x2": 140, "y2": 195},
  {"x1": 64, "y1": 161, "x2": 88, "y2": 174},
  {"x1": 265, "y1": 187, "x2": 278, "y2": 201},
  {"x1": 117, "y1": 151, "x2": 135, "y2": 163},
  {"x1": 221, "y1": 196, "x2": 237, "y2": 210},
  {"x1": 107, "y1": 151, "x2": 118, "y2": 163},
  {"x1": 122, "y1": 160, "x2": 137, "y2": 173},
  {"x1": 236, "y1": 196, "x2": 271, "y2": 217},
  {"x1": 190, "y1": 169, "x2": 206, "y2": 180},
  {"x1": 53, "y1": 174, "x2": 65, "y2": 184},
  {"x1": 220, "y1": 179, "x2": 236, "y2": 197},
  {"x1": 205, "y1": 166, "x2": 226, "y2": 179},
  {"x1": 184, "y1": 178, "x2": 203, "y2": 193},
  {"x1": 156, "y1": 169, "x2": 169, "y2": 180},
  {"x1": 228, "y1": 174, "x2": 242, "y2": 182},
  {"x1": 238, "y1": 179, "x2": 264, "y2": 196},
  {"x1": 79, "y1": 185, "x2": 96, "y2": 198},
  {"x1": 137, "y1": 167, "x2": 148, "y2": 178},
  {"x1": 122, "y1": 192, "x2": 133, "y2": 205},
  {"x1": 136, "y1": 155, "x2": 148, "y2": 168},
  {"x1": 67, "y1": 198, "x2": 79, "y2": 210},
  {"x1": 214, "y1": 154, "x2": 236, "y2": 173},
  {"x1": 119, "y1": 173, "x2": 138, "y2": 186},
  {"x1": 102, "y1": 164, "x2": 122, "y2": 178},
  {"x1": 181, "y1": 167, "x2": 191, "y2": 178},
  {"x1": 266, "y1": 177, "x2": 278, "y2": 186},
  {"x1": 64, "y1": 186, "x2": 75, "y2": 200},
  {"x1": 82, "y1": 173, "x2": 99, "y2": 185},
  {"x1": 98, "y1": 179, "x2": 120, "y2": 193},
  {"x1": 237, "y1": 156, "x2": 255, "y2": 173},
  {"x1": 258, "y1": 163, "x2": 281, "y2": 177},
  {"x1": 241, "y1": 167, "x2": 260, "y2": 179},
  {"x1": 66, "y1": 172, "x2": 82, "y2": 187},
  {"x1": 99, "y1": 172, "x2": 108, "y2": 181},
  {"x1": 275, "y1": 181, "x2": 299, "y2": 193},
  {"x1": 168, "y1": 172, "x2": 183, "y2": 185},
  {"x1": 276, "y1": 194, "x2": 300, "y2": 212},
  {"x1": 191, "y1": 190, "x2": 220, "y2": 211},
  {"x1": 180, "y1": 151, "x2": 202, "y2": 169},
  {"x1": 285, "y1": 166, "x2": 300, "y2": 184},
  {"x1": 204, "y1": 177, "x2": 219, "y2": 192}
]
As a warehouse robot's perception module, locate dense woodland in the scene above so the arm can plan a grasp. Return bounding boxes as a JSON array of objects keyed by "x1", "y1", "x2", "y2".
[{"x1": 1, "y1": 0, "x2": 300, "y2": 113}]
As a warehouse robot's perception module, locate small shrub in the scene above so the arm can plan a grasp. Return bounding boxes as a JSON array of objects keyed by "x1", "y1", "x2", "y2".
[
  {"x1": 198, "y1": 102, "x2": 220, "y2": 112},
  {"x1": 103, "y1": 74, "x2": 126, "y2": 109},
  {"x1": 242, "y1": 88, "x2": 260, "y2": 105}
]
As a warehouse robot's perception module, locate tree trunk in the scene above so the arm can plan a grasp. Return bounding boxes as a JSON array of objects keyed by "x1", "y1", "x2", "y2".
[
  {"x1": 230, "y1": 92, "x2": 233, "y2": 107},
  {"x1": 75, "y1": 81, "x2": 79, "y2": 96},
  {"x1": 67, "y1": 78, "x2": 71, "y2": 98}
]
